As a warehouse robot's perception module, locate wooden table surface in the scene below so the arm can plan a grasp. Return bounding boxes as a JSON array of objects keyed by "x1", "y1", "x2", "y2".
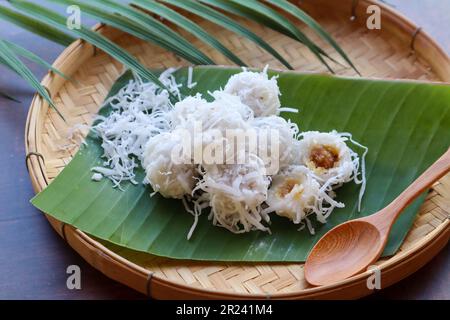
[{"x1": 0, "y1": 0, "x2": 448, "y2": 300}]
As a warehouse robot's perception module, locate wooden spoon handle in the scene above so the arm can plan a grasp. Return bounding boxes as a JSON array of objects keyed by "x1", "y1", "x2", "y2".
[{"x1": 372, "y1": 148, "x2": 450, "y2": 230}]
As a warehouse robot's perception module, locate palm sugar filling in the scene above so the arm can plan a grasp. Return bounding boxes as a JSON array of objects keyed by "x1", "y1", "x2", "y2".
[{"x1": 310, "y1": 145, "x2": 339, "y2": 169}]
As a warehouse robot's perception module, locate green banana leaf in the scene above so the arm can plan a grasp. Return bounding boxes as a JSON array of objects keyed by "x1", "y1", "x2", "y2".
[{"x1": 31, "y1": 66, "x2": 450, "y2": 262}]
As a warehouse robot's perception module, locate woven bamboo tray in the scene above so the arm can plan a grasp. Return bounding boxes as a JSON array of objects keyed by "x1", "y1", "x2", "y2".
[{"x1": 25, "y1": 0, "x2": 449, "y2": 299}]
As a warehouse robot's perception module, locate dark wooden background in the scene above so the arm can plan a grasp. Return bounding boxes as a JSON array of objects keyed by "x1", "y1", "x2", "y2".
[{"x1": 0, "y1": 0, "x2": 448, "y2": 299}]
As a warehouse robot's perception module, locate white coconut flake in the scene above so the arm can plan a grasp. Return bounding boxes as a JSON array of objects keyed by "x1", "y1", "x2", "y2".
[
  {"x1": 340, "y1": 132, "x2": 368, "y2": 211},
  {"x1": 279, "y1": 107, "x2": 299, "y2": 113},
  {"x1": 91, "y1": 173, "x2": 103, "y2": 182},
  {"x1": 57, "y1": 123, "x2": 90, "y2": 151},
  {"x1": 91, "y1": 69, "x2": 181, "y2": 187},
  {"x1": 187, "y1": 66, "x2": 197, "y2": 89}
]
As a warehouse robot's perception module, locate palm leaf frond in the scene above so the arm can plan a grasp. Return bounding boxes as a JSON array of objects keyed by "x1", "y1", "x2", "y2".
[
  {"x1": 200, "y1": 0, "x2": 276, "y2": 28},
  {"x1": 132, "y1": 0, "x2": 246, "y2": 66},
  {"x1": 218, "y1": 0, "x2": 338, "y2": 69},
  {"x1": 4, "y1": 40, "x2": 70, "y2": 80},
  {"x1": 0, "y1": 0, "x2": 357, "y2": 106},
  {"x1": 160, "y1": 0, "x2": 292, "y2": 69},
  {"x1": 265, "y1": 0, "x2": 359, "y2": 74},
  {"x1": 207, "y1": 0, "x2": 334, "y2": 73},
  {"x1": 8, "y1": 0, "x2": 170, "y2": 94},
  {"x1": 0, "y1": 39, "x2": 60, "y2": 116},
  {"x1": 50, "y1": 0, "x2": 205, "y2": 64},
  {"x1": 91, "y1": 0, "x2": 213, "y2": 65},
  {"x1": 201, "y1": 0, "x2": 336, "y2": 72},
  {"x1": 0, "y1": 4, "x2": 74, "y2": 46}
]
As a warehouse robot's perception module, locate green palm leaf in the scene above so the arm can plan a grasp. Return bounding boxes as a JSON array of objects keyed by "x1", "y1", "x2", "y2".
[
  {"x1": 49, "y1": 0, "x2": 207, "y2": 65},
  {"x1": 200, "y1": 0, "x2": 282, "y2": 31},
  {"x1": 8, "y1": 0, "x2": 170, "y2": 93},
  {"x1": 160, "y1": 0, "x2": 292, "y2": 69},
  {"x1": 201, "y1": 0, "x2": 334, "y2": 72},
  {"x1": 0, "y1": 39, "x2": 60, "y2": 116},
  {"x1": 90, "y1": 0, "x2": 213, "y2": 65},
  {"x1": 265, "y1": 0, "x2": 359, "y2": 74},
  {"x1": 132, "y1": 0, "x2": 246, "y2": 66},
  {"x1": 227, "y1": 0, "x2": 335, "y2": 72},
  {"x1": 4, "y1": 40, "x2": 70, "y2": 80},
  {"x1": 0, "y1": 4, "x2": 74, "y2": 46}
]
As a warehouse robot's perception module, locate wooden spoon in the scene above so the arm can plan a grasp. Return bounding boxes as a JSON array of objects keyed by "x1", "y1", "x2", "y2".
[{"x1": 304, "y1": 148, "x2": 450, "y2": 286}]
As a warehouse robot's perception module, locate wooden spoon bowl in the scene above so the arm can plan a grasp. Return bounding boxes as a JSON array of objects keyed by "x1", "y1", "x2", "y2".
[{"x1": 305, "y1": 221, "x2": 383, "y2": 286}]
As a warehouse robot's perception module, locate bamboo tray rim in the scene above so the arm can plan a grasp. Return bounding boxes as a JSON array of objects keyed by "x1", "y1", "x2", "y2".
[
  {"x1": 25, "y1": 0, "x2": 450, "y2": 299},
  {"x1": 70, "y1": 219, "x2": 449, "y2": 298}
]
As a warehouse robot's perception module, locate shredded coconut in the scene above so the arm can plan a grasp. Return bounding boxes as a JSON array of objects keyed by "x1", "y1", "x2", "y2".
[
  {"x1": 91, "y1": 67, "x2": 369, "y2": 239},
  {"x1": 193, "y1": 154, "x2": 271, "y2": 235},
  {"x1": 91, "y1": 172, "x2": 103, "y2": 182},
  {"x1": 143, "y1": 131, "x2": 197, "y2": 199},
  {"x1": 91, "y1": 69, "x2": 180, "y2": 188},
  {"x1": 250, "y1": 115, "x2": 300, "y2": 171},
  {"x1": 187, "y1": 66, "x2": 197, "y2": 89},
  {"x1": 224, "y1": 66, "x2": 281, "y2": 117}
]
